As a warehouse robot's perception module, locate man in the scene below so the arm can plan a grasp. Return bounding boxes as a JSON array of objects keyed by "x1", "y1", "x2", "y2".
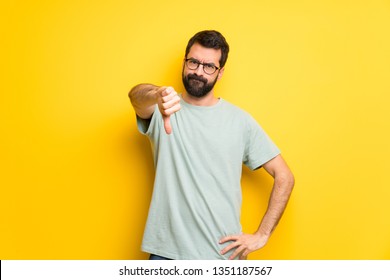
[{"x1": 128, "y1": 30, "x2": 294, "y2": 260}]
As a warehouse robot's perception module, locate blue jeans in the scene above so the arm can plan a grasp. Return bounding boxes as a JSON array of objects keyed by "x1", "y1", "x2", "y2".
[{"x1": 149, "y1": 254, "x2": 172, "y2": 260}]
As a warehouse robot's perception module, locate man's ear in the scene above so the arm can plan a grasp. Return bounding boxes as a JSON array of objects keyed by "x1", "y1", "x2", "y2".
[{"x1": 217, "y1": 67, "x2": 225, "y2": 80}]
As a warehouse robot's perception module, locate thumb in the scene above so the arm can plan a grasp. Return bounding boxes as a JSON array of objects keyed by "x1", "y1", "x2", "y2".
[{"x1": 163, "y1": 115, "x2": 172, "y2": 134}]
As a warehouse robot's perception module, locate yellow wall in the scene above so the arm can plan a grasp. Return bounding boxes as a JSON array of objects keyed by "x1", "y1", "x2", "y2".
[{"x1": 1, "y1": 0, "x2": 389, "y2": 259}]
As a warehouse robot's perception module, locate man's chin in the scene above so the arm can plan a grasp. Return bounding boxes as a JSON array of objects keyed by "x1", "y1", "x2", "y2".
[{"x1": 187, "y1": 91, "x2": 207, "y2": 98}]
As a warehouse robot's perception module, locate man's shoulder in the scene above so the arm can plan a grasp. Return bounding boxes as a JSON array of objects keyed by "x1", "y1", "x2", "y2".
[{"x1": 220, "y1": 98, "x2": 253, "y2": 118}]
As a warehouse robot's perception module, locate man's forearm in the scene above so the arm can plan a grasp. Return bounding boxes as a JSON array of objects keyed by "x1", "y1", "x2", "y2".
[
  {"x1": 256, "y1": 172, "x2": 294, "y2": 238},
  {"x1": 219, "y1": 163, "x2": 294, "y2": 260},
  {"x1": 128, "y1": 83, "x2": 158, "y2": 119}
]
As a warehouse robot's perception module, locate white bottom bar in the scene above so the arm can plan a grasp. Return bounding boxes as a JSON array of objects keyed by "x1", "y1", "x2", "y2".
[{"x1": 1, "y1": 260, "x2": 390, "y2": 280}]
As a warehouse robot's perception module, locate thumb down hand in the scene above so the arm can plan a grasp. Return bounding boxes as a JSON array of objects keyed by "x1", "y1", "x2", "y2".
[{"x1": 157, "y1": 86, "x2": 181, "y2": 135}]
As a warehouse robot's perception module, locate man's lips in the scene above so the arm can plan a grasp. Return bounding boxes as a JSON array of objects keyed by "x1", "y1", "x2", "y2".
[
  {"x1": 189, "y1": 79, "x2": 204, "y2": 84},
  {"x1": 188, "y1": 74, "x2": 207, "y2": 84}
]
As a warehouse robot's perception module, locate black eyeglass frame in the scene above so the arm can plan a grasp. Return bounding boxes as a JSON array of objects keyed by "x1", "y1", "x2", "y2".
[{"x1": 184, "y1": 58, "x2": 221, "y2": 75}]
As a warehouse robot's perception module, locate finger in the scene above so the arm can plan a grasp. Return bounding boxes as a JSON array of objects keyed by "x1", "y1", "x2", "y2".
[
  {"x1": 219, "y1": 235, "x2": 239, "y2": 244},
  {"x1": 161, "y1": 86, "x2": 173, "y2": 97},
  {"x1": 239, "y1": 252, "x2": 248, "y2": 260},
  {"x1": 220, "y1": 240, "x2": 240, "y2": 255},
  {"x1": 156, "y1": 86, "x2": 168, "y2": 97},
  {"x1": 163, "y1": 115, "x2": 172, "y2": 135},
  {"x1": 229, "y1": 245, "x2": 245, "y2": 260},
  {"x1": 161, "y1": 102, "x2": 181, "y2": 117},
  {"x1": 161, "y1": 93, "x2": 180, "y2": 109}
]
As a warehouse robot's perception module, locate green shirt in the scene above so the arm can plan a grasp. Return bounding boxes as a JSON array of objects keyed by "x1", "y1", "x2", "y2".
[{"x1": 137, "y1": 97, "x2": 280, "y2": 259}]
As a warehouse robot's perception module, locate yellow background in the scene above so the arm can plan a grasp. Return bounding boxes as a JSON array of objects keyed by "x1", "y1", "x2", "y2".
[{"x1": 1, "y1": 0, "x2": 390, "y2": 260}]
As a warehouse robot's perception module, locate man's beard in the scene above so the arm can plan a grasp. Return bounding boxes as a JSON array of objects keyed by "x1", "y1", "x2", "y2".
[{"x1": 182, "y1": 72, "x2": 218, "y2": 98}]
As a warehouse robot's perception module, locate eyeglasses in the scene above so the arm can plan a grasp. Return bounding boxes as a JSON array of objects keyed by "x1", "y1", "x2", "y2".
[{"x1": 185, "y1": 58, "x2": 220, "y2": 75}]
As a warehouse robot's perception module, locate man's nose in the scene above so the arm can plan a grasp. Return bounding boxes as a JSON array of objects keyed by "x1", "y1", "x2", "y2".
[{"x1": 195, "y1": 64, "x2": 204, "y2": 75}]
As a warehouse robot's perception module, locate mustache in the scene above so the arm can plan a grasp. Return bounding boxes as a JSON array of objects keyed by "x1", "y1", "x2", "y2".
[{"x1": 187, "y1": 74, "x2": 207, "y2": 84}]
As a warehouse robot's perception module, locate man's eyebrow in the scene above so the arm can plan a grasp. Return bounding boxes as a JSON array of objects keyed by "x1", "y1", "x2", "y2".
[
  {"x1": 188, "y1": 57, "x2": 216, "y2": 66},
  {"x1": 188, "y1": 57, "x2": 201, "y2": 62}
]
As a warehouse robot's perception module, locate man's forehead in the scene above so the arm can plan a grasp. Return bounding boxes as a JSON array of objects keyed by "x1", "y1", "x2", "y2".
[{"x1": 187, "y1": 43, "x2": 221, "y2": 64}]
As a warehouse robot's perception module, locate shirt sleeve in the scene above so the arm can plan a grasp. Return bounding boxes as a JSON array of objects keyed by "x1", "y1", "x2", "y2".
[
  {"x1": 242, "y1": 114, "x2": 280, "y2": 170},
  {"x1": 136, "y1": 105, "x2": 161, "y2": 136}
]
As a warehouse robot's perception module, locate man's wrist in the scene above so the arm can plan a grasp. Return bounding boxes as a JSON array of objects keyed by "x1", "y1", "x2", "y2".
[{"x1": 255, "y1": 229, "x2": 271, "y2": 240}]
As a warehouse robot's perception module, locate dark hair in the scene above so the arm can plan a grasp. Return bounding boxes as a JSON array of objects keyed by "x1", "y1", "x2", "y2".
[{"x1": 185, "y1": 30, "x2": 230, "y2": 68}]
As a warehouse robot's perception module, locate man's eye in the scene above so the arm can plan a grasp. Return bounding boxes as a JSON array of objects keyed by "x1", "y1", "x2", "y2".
[{"x1": 204, "y1": 64, "x2": 215, "y2": 70}]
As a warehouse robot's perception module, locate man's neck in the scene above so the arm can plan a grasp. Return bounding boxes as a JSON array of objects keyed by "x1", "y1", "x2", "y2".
[{"x1": 182, "y1": 91, "x2": 219, "y2": 106}]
